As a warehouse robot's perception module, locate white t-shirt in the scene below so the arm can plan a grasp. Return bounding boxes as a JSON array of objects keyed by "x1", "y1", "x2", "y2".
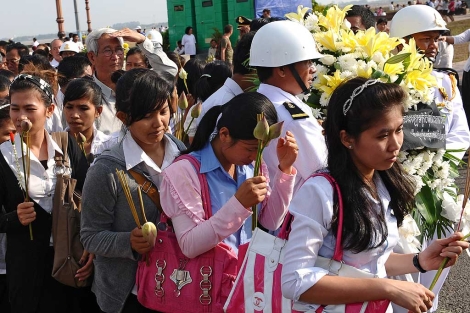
[{"x1": 181, "y1": 34, "x2": 196, "y2": 55}]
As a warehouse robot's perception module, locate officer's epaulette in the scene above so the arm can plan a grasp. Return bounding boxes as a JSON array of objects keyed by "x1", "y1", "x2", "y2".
[{"x1": 282, "y1": 102, "x2": 309, "y2": 120}]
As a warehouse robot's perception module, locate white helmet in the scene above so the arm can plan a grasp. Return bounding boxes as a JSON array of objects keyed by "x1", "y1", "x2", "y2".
[
  {"x1": 389, "y1": 5, "x2": 448, "y2": 38},
  {"x1": 146, "y1": 30, "x2": 163, "y2": 46},
  {"x1": 250, "y1": 20, "x2": 322, "y2": 67},
  {"x1": 59, "y1": 41, "x2": 79, "y2": 54}
]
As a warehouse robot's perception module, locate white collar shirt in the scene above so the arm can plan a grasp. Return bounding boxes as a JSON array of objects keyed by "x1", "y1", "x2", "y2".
[
  {"x1": 258, "y1": 83, "x2": 327, "y2": 191},
  {"x1": 93, "y1": 75, "x2": 123, "y2": 135},
  {"x1": 64, "y1": 126, "x2": 117, "y2": 156},
  {"x1": 123, "y1": 133, "x2": 180, "y2": 296},
  {"x1": 50, "y1": 58, "x2": 60, "y2": 68},
  {"x1": 432, "y1": 70, "x2": 470, "y2": 154},
  {"x1": 122, "y1": 133, "x2": 180, "y2": 190},
  {"x1": 0, "y1": 131, "x2": 63, "y2": 214}
]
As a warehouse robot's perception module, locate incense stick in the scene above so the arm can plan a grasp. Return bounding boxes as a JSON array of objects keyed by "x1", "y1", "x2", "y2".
[
  {"x1": 137, "y1": 187, "x2": 148, "y2": 224},
  {"x1": 116, "y1": 169, "x2": 141, "y2": 228}
]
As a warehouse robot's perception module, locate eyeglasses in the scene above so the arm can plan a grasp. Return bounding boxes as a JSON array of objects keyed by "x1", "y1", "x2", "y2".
[
  {"x1": 6, "y1": 59, "x2": 20, "y2": 65},
  {"x1": 98, "y1": 48, "x2": 124, "y2": 57}
]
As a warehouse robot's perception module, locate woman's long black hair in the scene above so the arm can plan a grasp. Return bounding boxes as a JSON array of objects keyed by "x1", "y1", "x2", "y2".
[
  {"x1": 324, "y1": 77, "x2": 416, "y2": 253},
  {"x1": 184, "y1": 92, "x2": 278, "y2": 154},
  {"x1": 193, "y1": 60, "x2": 232, "y2": 102}
]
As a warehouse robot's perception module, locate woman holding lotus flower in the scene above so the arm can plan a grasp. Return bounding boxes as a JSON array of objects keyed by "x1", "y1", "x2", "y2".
[
  {"x1": 281, "y1": 78, "x2": 469, "y2": 313},
  {"x1": 80, "y1": 69, "x2": 186, "y2": 313},
  {"x1": 160, "y1": 92, "x2": 297, "y2": 262},
  {"x1": 0, "y1": 68, "x2": 95, "y2": 312}
]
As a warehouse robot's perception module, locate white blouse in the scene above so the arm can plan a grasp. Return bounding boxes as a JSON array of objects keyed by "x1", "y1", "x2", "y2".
[
  {"x1": 281, "y1": 174, "x2": 398, "y2": 312},
  {"x1": 0, "y1": 131, "x2": 63, "y2": 214},
  {"x1": 65, "y1": 126, "x2": 118, "y2": 157}
]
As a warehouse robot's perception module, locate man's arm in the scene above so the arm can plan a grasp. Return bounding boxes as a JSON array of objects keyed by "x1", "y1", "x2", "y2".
[{"x1": 220, "y1": 38, "x2": 227, "y2": 61}]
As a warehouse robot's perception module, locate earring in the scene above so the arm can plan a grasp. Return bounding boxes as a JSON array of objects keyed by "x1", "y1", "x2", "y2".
[{"x1": 348, "y1": 145, "x2": 353, "y2": 149}]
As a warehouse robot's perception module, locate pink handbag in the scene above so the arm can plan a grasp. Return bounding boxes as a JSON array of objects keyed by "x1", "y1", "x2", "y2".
[
  {"x1": 136, "y1": 155, "x2": 238, "y2": 313},
  {"x1": 224, "y1": 173, "x2": 390, "y2": 313}
]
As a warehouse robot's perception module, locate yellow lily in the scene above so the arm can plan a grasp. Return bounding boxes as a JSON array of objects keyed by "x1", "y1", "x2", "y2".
[
  {"x1": 319, "y1": 70, "x2": 345, "y2": 97},
  {"x1": 318, "y1": 5, "x2": 352, "y2": 33},
  {"x1": 383, "y1": 61, "x2": 405, "y2": 77},
  {"x1": 285, "y1": 5, "x2": 310, "y2": 23},
  {"x1": 315, "y1": 30, "x2": 338, "y2": 52}
]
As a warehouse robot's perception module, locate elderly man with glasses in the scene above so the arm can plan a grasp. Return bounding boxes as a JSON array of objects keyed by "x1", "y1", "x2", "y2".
[
  {"x1": 86, "y1": 28, "x2": 126, "y2": 135},
  {"x1": 86, "y1": 28, "x2": 177, "y2": 135}
]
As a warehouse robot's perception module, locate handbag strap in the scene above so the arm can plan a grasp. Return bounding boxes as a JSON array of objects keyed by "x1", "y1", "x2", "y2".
[
  {"x1": 128, "y1": 169, "x2": 163, "y2": 213},
  {"x1": 128, "y1": 155, "x2": 212, "y2": 220},
  {"x1": 278, "y1": 172, "x2": 345, "y2": 261},
  {"x1": 51, "y1": 132, "x2": 70, "y2": 168},
  {"x1": 174, "y1": 154, "x2": 212, "y2": 218}
]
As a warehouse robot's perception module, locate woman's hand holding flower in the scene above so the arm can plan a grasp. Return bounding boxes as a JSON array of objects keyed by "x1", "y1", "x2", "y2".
[
  {"x1": 130, "y1": 227, "x2": 153, "y2": 255},
  {"x1": 235, "y1": 176, "x2": 268, "y2": 209},
  {"x1": 17, "y1": 202, "x2": 36, "y2": 226},
  {"x1": 419, "y1": 232, "x2": 469, "y2": 271},
  {"x1": 384, "y1": 280, "x2": 434, "y2": 313}
]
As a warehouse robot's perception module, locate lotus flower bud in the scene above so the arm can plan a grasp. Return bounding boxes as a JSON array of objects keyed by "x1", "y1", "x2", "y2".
[
  {"x1": 142, "y1": 222, "x2": 157, "y2": 247},
  {"x1": 178, "y1": 91, "x2": 188, "y2": 110},
  {"x1": 268, "y1": 121, "x2": 284, "y2": 141},
  {"x1": 78, "y1": 132, "x2": 87, "y2": 144},
  {"x1": 20, "y1": 120, "x2": 32, "y2": 133},
  {"x1": 253, "y1": 114, "x2": 269, "y2": 141},
  {"x1": 179, "y1": 68, "x2": 188, "y2": 80},
  {"x1": 191, "y1": 102, "x2": 202, "y2": 119}
]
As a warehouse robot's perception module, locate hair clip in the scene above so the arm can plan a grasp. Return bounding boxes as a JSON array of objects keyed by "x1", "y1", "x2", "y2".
[
  {"x1": 200, "y1": 74, "x2": 211, "y2": 79},
  {"x1": 12, "y1": 74, "x2": 54, "y2": 103},
  {"x1": 0, "y1": 103, "x2": 10, "y2": 110},
  {"x1": 343, "y1": 79, "x2": 380, "y2": 116}
]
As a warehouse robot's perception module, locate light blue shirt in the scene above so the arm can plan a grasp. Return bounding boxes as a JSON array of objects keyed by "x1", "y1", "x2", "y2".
[{"x1": 190, "y1": 143, "x2": 254, "y2": 252}]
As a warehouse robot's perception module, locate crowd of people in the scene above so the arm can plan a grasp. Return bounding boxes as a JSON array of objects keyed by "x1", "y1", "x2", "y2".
[{"x1": 0, "y1": 3, "x2": 469, "y2": 313}]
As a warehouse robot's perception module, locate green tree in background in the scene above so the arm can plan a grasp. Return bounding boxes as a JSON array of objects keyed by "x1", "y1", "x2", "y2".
[{"x1": 312, "y1": 0, "x2": 327, "y2": 12}]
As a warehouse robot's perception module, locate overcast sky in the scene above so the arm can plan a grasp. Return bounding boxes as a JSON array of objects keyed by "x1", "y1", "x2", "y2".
[{"x1": 2, "y1": 0, "x2": 169, "y2": 39}]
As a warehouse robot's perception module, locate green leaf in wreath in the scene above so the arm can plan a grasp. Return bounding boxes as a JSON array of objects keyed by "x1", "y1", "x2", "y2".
[
  {"x1": 415, "y1": 185, "x2": 439, "y2": 226},
  {"x1": 385, "y1": 53, "x2": 411, "y2": 65}
]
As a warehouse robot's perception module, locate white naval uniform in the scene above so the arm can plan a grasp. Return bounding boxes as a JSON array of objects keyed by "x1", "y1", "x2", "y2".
[{"x1": 258, "y1": 83, "x2": 327, "y2": 192}]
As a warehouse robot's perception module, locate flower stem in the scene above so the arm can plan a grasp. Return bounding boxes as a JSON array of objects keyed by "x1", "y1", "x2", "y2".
[
  {"x1": 251, "y1": 141, "x2": 264, "y2": 231},
  {"x1": 184, "y1": 79, "x2": 189, "y2": 94},
  {"x1": 429, "y1": 232, "x2": 470, "y2": 291},
  {"x1": 20, "y1": 132, "x2": 33, "y2": 240},
  {"x1": 184, "y1": 117, "x2": 194, "y2": 136}
]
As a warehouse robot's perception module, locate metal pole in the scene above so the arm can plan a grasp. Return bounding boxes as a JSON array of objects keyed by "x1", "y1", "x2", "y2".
[
  {"x1": 55, "y1": 0, "x2": 66, "y2": 39},
  {"x1": 85, "y1": 0, "x2": 92, "y2": 33},
  {"x1": 73, "y1": 0, "x2": 82, "y2": 39}
]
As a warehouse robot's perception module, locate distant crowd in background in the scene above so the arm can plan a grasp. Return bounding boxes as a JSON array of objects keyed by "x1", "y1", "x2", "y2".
[{"x1": 1, "y1": 3, "x2": 470, "y2": 313}]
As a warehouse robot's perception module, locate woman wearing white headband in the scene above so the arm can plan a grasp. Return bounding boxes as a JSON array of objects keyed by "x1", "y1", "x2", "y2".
[{"x1": 282, "y1": 77, "x2": 469, "y2": 313}]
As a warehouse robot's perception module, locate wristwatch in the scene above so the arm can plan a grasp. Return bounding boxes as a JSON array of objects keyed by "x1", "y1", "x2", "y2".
[{"x1": 413, "y1": 253, "x2": 427, "y2": 273}]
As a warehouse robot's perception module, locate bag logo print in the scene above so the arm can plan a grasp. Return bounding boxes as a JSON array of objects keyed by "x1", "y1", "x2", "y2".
[{"x1": 252, "y1": 292, "x2": 266, "y2": 310}]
